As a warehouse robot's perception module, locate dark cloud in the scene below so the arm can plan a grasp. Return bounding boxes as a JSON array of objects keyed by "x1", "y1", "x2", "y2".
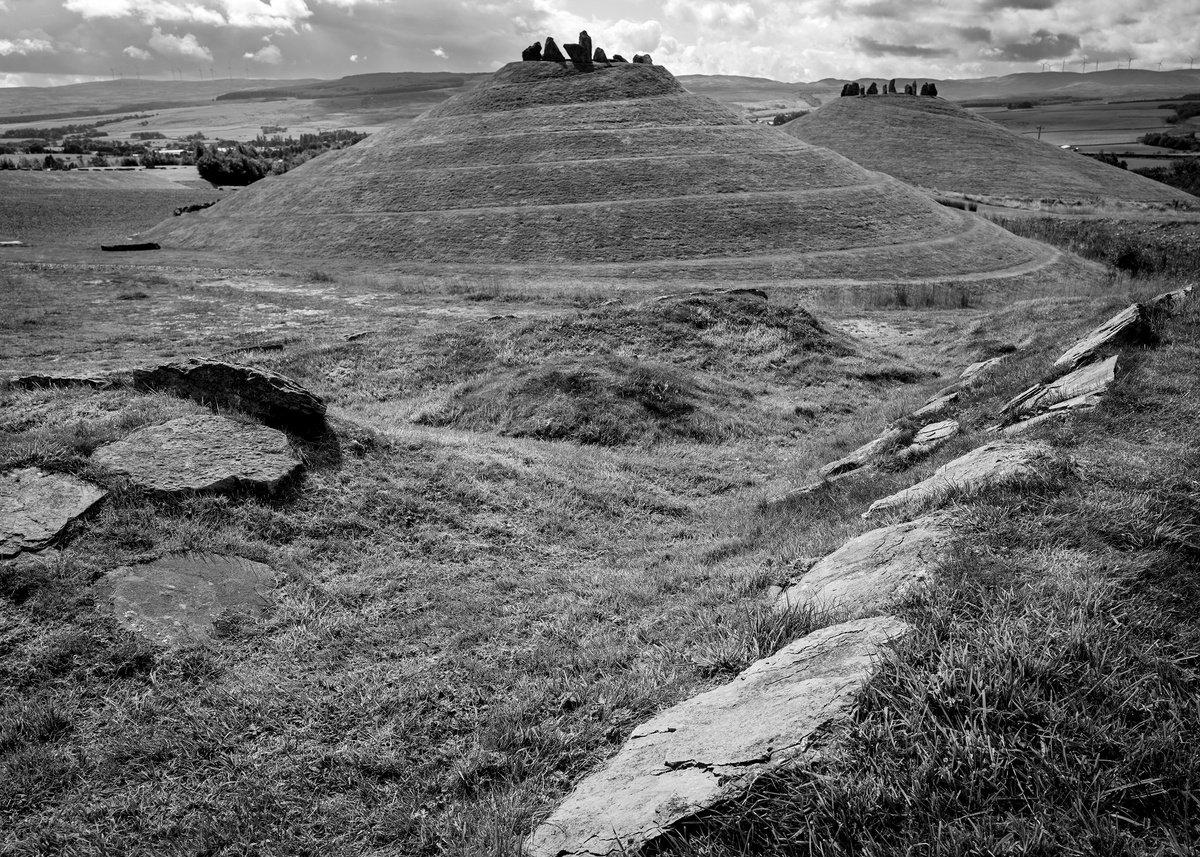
[
  {"x1": 989, "y1": 29, "x2": 1080, "y2": 61},
  {"x1": 856, "y1": 37, "x2": 954, "y2": 58},
  {"x1": 847, "y1": 2, "x2": 906, "y2": 19},
  {"x1": 980, "y1": 0, "x2": 1057, "y2": 10},
  {"x1": 956, "y1": 26, "x2": 992, "y2": 43}
]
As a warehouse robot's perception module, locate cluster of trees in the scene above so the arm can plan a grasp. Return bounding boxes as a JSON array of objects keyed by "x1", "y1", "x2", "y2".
[
  {"x1": 1133, "y1": 158, "x2": 1200, "y2": 197},
  {"x1": 1139, "y1": 131, "x2": 1200, "y2": 152},
  {"x1": 1162, "y1": 100, "x2": 1200, "y2": 124},
  {"x1": 1083, "y1": 152, "x2": 1128, "y2": 169},
  {"x1": 193, "y1": 130, "x2": 368, "y2": 186}
]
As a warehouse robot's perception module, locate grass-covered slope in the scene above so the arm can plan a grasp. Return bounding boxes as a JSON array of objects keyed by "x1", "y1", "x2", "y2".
[
  {"x1": 784, "y1": 95, "x2": 1196, "y2": 205},
  {"x1": 145, "y1": 62, "x2": 1061, "y2": 282}
]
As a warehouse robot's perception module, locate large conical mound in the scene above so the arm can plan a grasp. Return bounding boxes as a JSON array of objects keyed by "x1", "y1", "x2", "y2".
[
  {"x1": 784, "y1": 95, "x2": 1195, "y2": 205},
  {"x1": 147, "y1": 62, "x2": 1065, "y2": 281}
]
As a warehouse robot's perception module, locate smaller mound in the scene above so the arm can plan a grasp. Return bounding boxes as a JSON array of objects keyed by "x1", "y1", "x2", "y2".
[
  {"x1": 413, "y1": 356, "x2": 759, "y2": 446},
  {"x1": 784, "y1": 96, "x2": 1195, "y2": 205}
]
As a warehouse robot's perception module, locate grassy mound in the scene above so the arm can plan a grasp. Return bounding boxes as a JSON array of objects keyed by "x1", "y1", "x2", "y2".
[
  {"x1": 784, "y1": 95, "x2": 1196, "y2": 205},
  {"x1": 143, "y1": 63, "x2": 1061, "y2": 283}
]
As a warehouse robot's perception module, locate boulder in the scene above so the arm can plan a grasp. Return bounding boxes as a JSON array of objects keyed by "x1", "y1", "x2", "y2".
[
  {"x1": 130, "y1": 358, "x2": 326, "y2": 435},
  {"x1": 611, "y1": 53, "x2": 629, "y2": 63},
  {"x1": 774, "y1": 516, "x2": 951, "y2": 617},
  {"x1": 92, "y1": 414, "x2": 303, "y2": 495},
  {"x1": 818, "y1": 427, "x2": 904, "y2": 479},
  {"x1": 9, "y1": 373, "x2": 114, "y2": 390},
  {"x1": 1054, "y1": 303, "x2": 1151, "y2": 369},
  {"x1": 522, "y1": 41, "x2": 543, "y2": 61},
  {"x1": 912, "y1": 391, "x2": 958, "y2": 419},
  {"x1": 107, "y1": 552, "x2": 276, "y2": 645},
  {"x1": 961, "y1": 355, "x2": 1006, "y2": 384},
  {"x1": 564, "y1": 43, "x2": 588, "y2": 64},
  {"x1": 865, "y1": 441, "x2": 1053, "y2": 520},
  {"x1": 866, "y1": 82, "x2": 879, "y2": 95},
  {"x1": 523, "y1": 616, "x2": 912, "y2": 857},
  {"x1": 1148, "y1": 285, "x2": 1192, "y2": 316},
  {"x1": 593, "y1": 47, "x2": 609, "y2": 64},
  {"x1": 632, "y1": 54, "x2": 653, "y2": 64},
  {"x1": 895, "y1": 419, "x2": 959, "y2": 462},
  {"x1": 542, "y1": 37, "x2": 566, "y2": 62},
  {"x1": 1001, "y1": 355, "x2": 1118, "y2": 418},
  {"x1": 1, "y1": 468, "x2": 107, "y2": 558}
]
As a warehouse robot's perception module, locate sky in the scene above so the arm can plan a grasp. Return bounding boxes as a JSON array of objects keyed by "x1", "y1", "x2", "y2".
[{"x1": 1, "y1": 0, "x2": 1198, "y2": 88}]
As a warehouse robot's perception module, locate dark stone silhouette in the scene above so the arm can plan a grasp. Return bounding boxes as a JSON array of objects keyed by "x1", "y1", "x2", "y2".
[
  {"x1": 579, "y1": 30, "x2": 593, "y2": 63},
  {"x1": 594, "y1": 47, "x2": 610, "y2": 64},
  {"x1": 633, "y1": 54, "x2": 653, "y2": 64},
  {"x1": 888, "y1": 78, "x2": 897, "y2": 94},
  {"x1": 841, "y1": 82, "x2": 863, "y2": 97},
  {"x1": 903, "y1": 83, "x2": 913, "y2": 94},
  {"x1": 543, "y1": 37, "x2": 566, "y2": 62},
  {"x1": 612, "y1": 53, "x2": 629, "y2": 62},
  {"x1": 866, "y1": 82, "x2": 878, "y2": 95},
  {"x1": 522, "y1": 41, "x2": 542, "y2": 61},
  {"x1": 927, "y1": 82, "x2": 938, "y2": 96},
  {"x1": 564, "y1": 43, "x2": 587, "y2": 63}
]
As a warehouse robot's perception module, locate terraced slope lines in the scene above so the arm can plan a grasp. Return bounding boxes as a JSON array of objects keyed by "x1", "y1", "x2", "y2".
[
  {"x1": 783, "y1": 95, "x2": 1195, "y2": 205},
  {"x1": 147, "y1": 62, "x2": 1061, "y2": 282}
]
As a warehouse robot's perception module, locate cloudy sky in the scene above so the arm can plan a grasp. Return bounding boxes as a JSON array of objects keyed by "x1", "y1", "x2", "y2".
[{"x1": 2, "y1": 0, "x2": 1198, "y2": 87}]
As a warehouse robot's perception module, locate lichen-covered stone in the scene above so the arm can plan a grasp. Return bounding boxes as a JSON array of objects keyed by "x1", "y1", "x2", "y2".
[
  {"x1": 1, "y1": 468, "x2": 107, "y2": 558},
  {"x1": 1054, "y1": 303, "x2": 1150, "y2": 369},
  {"x1": 524, "y1": 616, "x2": 912, "y2": 857},
  {"x1": 1002, "y1": 355, "x2": 1118, "y2": 418},
  {"x1": 92, "y1": 414, "x2": 302, "y2": 495}
]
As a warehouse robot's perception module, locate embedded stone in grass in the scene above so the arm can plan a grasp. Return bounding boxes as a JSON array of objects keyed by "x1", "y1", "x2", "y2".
[
  {"x1": 817, "y1": 426, "x2": 905, "y2": 479},
  {"x1": 896, "y1": 418, "x2": 959, "y2": 462},
  {"x1": 130, "y1": 358, "x2": 326, "y2": 435},
  {"x1": 773, "y1": 516, "x2": 951, "y2": 618},
  {"x1": 9, "y1": 372, "x2": 115, "y2": 390},
  {"x1": 107, "y1": 552, "x2": 276, "y2": 644},
  {"x1": 0, "y1": 467, "x2": 107, "y2": 558},
  {"x1": 1148, "y1": 285, "x2": 1193, "y2": 316},
  {"x1": 865, "y1": 440, "x2": 1053, "y2": 520},
  {"x1": 92, "y1": 414, "x2": 302, "y2": 495},
  {"x1": 1002, "y1": 354, "x2": 1118, "y2": 419},
  {"x1": 912, "y1": 390, "x2": 958, "y2": 418},
  {"x1": 523, "y1": 615, "x2": 912, "y2": 857},
  {"x1": 961, "y1": 355, "x2": 1006, "y2": 383},
  {"x1": 1054, "y1": 303, "x2": 1151, "y2": 370}
]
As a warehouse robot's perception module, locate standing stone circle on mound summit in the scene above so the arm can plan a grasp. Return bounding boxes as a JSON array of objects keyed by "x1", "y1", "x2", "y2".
[
  {"x1": 107, "y1": 552, "x2": 276, "y2": 645},
  {"x1": 783, "y1": 96, "x2": 1196, "y2": 205},
  {"x1": 92, "y1": 414, "x2": 302, "y2": 495},
  {"x1": 524, "y1": 616, "x2": 912, "y2": 857},
  {"x1": 1, "y1": 468, "x2": 107, "y2": 558},
  {"x1": 144, "y1": 61, "x2": 1062, "y2": 283}
]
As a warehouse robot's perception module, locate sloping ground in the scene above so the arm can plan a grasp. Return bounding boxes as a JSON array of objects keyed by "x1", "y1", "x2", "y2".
[
  {"x1": 783, "y1": 95, "x2": 1195, "y2": 205},
  {"x1": 145, "y1": 62, "x2": 1063, "y2": 283}
]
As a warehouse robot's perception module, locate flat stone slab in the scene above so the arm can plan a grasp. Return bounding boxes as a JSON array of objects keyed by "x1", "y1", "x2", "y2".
[
  {"x1": 897, "y1": 419, "x2": 959, "y2": 462},
  {"x1": 107, "y1": 552, "x2": 275, "y2": 644},
  {"x1": 912, "y1": 391, "x2": 957, "y2": 419},
  {"x1": 524, "y1": 615, "x2": 912, "y2": 857},
  {"x1": 92, "y1": 414, "x2": 302, "y2": 494},
  {"x1": 1, "y1": 468, "x2": 107, "y2": 558},
  {"x1": 131, "y1": 358, "x2": 326, "y2": 435},
  {"x1": 961, "y1": 355, "x2": 1006, "y2": 383},
  {"x1": 1002, "y1": 355, "x2": 1118, "y2": 419},
  {"x1": 1148, "y1": 285, "x2": 1192, "y2": 316},
  {"x1": 774, "y1": 516, "x2": 951, "y2": 618},
  {"x1": 818, "y1": 427, "x2": 904, "y2": 479},
  {"x1": 865, "y1": 441, "x2": 1052, "y2": 520},
  {"x1": 1054, "y1": 303, "x2": 1149, "y2": 370}
]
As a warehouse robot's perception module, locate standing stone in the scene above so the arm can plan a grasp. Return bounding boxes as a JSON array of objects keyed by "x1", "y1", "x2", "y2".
[
  {"x1": 1, "y1": 468, "x2": 107, "y2": 558},
  {"x1": 130, "y1": 358, "x2": 326, "y2": 436},
  {"x1": 774, "y1": 516, "x2": 951, "y2": 617},
  {"x1": 593, "y1": 47, "x2": 609, "y2": 64},
  {"x1": 542, "y1": 37, "x2": 566, "y2": 62},
  {"x1": 578, "y1": 31, "x2": 593, "y2": 64},
  {"x1": 632, "y1": 54, "x2": 653, "y2": 64},
  {"x1": 522, "y1": 42, "x2": 543, "y2": 61},
  {"x1": 523, "y1": 616, "x2": 912, "y2": 857},
  {"x1": 107, "y1": 552, "x2": 276, "y2": 645},
  {"x1": 92, "y1": 414, "x2": 303, "y2": 495},
  {"x1": 563, "y1": 43, "x2": 588, "y2": 64},
  {"x1": 865, "y1": 441, "x2": 1054, "y2": 520},
  {"x1": 888, "y1": 78, "x2": 897, "y2": 93},
  {"x1": 866, "y1": 82, "x2": 879, "y2": 95}
]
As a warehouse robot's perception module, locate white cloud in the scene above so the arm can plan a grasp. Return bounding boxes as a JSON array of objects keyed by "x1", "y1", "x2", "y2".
[
  {"x1": 432, "y1": 46, "x2": 447, "y2": 58},
  {"x1": 349, "y1": 53, "x2": 360, "y2": 62},
  {"x1": 123, "y1": 45, "x2": 153, "y2": 60},
  {"x1": 62, "y1": 0, "x2": 311, "y2": 30},
  {"x1": 244, "y1": 42, "x2": 283, "y2": 63},
  {"x1": 0, "y1": 37, "x2": 56, "y2": 56},
  {"x1": 147, "y1": 27, "x2": 213, "y2": 61}
]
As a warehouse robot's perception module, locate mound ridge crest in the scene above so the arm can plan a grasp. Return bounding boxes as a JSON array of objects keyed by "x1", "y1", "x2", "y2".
[
  {"x1": 148, "y1": 62, "x2": 1062, "y2": 281},
  {"x1": 783, "y1": 95, "x2": 1195, "y2": 205}
]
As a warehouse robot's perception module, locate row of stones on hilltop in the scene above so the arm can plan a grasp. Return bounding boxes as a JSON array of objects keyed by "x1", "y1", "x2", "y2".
[
  {"x1": 841, "y1": 79, "x2": 939, "y2": 96},
  {"x1": 521, "y1": 31, "x2": 653, "y2": 67}
]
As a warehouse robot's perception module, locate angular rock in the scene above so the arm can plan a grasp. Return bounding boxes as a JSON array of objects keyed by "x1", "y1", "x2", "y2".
[
  {"x1": 961, "y1": 355, "x2": 1005, "y2": 383},
  {"x1": 1148, "y1": 285, "x2": 1192, "y2": 316},
  {"x1": 865, "y1": 441, "x2": 1052, "y2": 520},
  {"x1": 1, "y1": 468, "x2": 107, "y2": 558},
  {"x1": 593, "y1": 47, "x2": 609, "y2": 64},
  {"x1": 1054, "y1": 303, "x2": 1151, "y2": 369},
  {"x1": 1002, "y1": 355, "x2": 1118, "y2": 418},
  {"x1": 130, "y1": 358, "x2": 326, "y2": 435},
  {"x1": 522, "y1": 41, "x2": 543, "y2": 61},
  {"x1": 818, "y1": 427, "x2": 904, "y2": 479},
  {"x1": 107, "y1": 552, "x2": 276, "y2": 645},
  {"x1": 633, "y1": 54, "x2": 653, "y2": 64},
  {"x1": 9, "y1": 373, "x2": 115, "y2": 390},
  {"x1": 564, "y1": 43, "x2": 588, "y2": 64},
  {"x1": 578, "y1": 31, "x2": 593, "y2": 64},
  {"x1": 774, "y1": 516, "x2": 951, "y2": 617},
  {"x1": 912, "y1": 391, "x2": 958, "y2": 419},
  {"x1": 611, "y1": 53, "x2": 629, "y2": 63},
  {"x1": 92, "y1": 414, "x2": 302, "y2": 495},
  {"x1": 896, "y1": 419, "x2": 959, "y2": 462},
  {"x1": 523, "y1": 616, "x2": 912, "y2": 857},
  {"x1": 542, "y1": 37, "x2": 566, "y2": 62}
]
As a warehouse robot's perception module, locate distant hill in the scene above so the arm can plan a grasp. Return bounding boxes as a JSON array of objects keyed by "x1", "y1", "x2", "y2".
[
  {"x1": 783, "y1": 95, "x2": 1195, "y2": 205},
  {"x1": 213, "y1": 72, "x2": 488, "y2": 102}
]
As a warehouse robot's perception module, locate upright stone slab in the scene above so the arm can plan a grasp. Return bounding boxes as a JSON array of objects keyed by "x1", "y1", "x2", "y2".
[
  {"x1": 1, "y1": 468, "x2": 107, "y2": 558},
  {"x1": 524, "y1": 616, "x2": 912, "y2": 857},
  {"x1": 1054, "y1": 303, "x2": 1150, "y2": 369},
  {"x1": 865, "y1": 441, "x2": 1052, "y2": 520},
  {"x1": 130, "y1": 358, "x2": 326, "y2": 435},
  {"x1": 107, "y1": 552, "x2": 276, "y2": 644},
  {"x1": 92, "y1": 414, "x2": 302, "y2": 495},
  {"x1": 774, "y1": 516, "x2": 951, "y2": 617}
]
